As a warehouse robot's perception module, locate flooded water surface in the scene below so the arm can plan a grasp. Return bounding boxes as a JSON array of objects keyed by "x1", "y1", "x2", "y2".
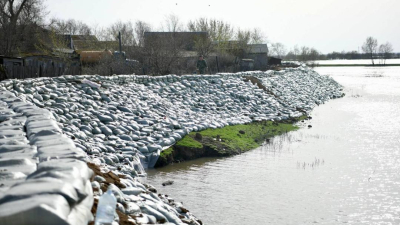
[{"x1": 147, "y1": 66, "x2": 400, "y2": 224}]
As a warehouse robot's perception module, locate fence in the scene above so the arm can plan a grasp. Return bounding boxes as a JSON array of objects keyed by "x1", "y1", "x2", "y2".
[{"x1": 0, "y1": 64, "x2": 81, "y2": 81}]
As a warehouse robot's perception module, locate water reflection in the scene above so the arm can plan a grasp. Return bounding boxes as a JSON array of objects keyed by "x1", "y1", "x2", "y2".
[{"x1": 146, "y1": 67, "x2": 400, "y2": 224}]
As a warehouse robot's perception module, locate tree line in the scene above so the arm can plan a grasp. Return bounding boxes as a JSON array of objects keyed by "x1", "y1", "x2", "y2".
[
  {"x1": 1, "y1": 1, "x2": 272, "y2": 75},
  {"x1": 0, "y1": 0, "x2": 397, "y2": 76},
  {"x1": 271, "y1": 38, "x2": 396, "y2": 65}
]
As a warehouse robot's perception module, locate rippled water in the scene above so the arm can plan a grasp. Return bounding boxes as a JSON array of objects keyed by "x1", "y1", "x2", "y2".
[{"x1": 147, "y1": 67, "x2": 400, "y2": 225}]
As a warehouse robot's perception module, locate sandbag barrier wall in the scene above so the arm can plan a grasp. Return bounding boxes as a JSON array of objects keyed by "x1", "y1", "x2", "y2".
[
  {"x1": 0, "y1": 71, "x2": 273, "y2": 225},
  {"x1": 0, "y1": 66, "x2": 342, "y2": 225},
  {"x1": 0, "y1": 88, "x2": 94, "y2": 224}
]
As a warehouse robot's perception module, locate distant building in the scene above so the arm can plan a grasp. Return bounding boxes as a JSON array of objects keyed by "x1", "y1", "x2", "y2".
[
  {"x1": 63, "y1": 35, "x2": 119, "y2": 53},
  {"x1": 0, "y1": 56, "x2": 23, "y2": 67},
  {"x1": 268, "y1": 57, "x2": 282, "y2": 66},
  {"x1": 240, "y1": 59, "x2": 254, "y2": 71},
  {"x1": 143, "y1": 32, "x2": 208, "y2": 51},
  {"x1": 246, "y1": 44, "x2": 269, "y2": 70}
]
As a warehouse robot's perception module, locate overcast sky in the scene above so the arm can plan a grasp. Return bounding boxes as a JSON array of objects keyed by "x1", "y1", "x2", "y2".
[{"x1": 45, "y1": 0, "x2": 400, "y2": 54}]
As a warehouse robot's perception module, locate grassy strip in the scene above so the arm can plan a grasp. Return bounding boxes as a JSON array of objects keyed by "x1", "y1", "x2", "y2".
[
  {"x1": 156, "y1": 116, "x2": 307, "y2": 166},
  {"x1": 176, "y1": 135, "x2": 203, "y2": 148}
]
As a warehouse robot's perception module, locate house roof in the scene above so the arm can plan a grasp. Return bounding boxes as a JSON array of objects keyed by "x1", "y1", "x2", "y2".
[
  {"x1": 144, "y1": 32, "x2": 208, "y2": 37},
  {"x1": 144, "y1": 32, "x2": 208, "y2": 51},
  {"x1": 248, "y1": 44, "x2": 268, "y2": 54},
  {"x1": 63, "y1": 35, "x2": 119, "y2": 52}
]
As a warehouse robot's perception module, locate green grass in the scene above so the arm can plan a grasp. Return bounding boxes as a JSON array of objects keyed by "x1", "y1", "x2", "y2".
[
  {"x1": 195, "y1": 121, "x2": 298, "y2": 152},
  {"x1": 160, "y1": 147, "x2": 174, "y2": 158},
  {"x1": 155, "y1": 116, "x2": 307, "y2": 167},
  {"x1": 174, "y1": 116, "x2": 305, "y2": 154},
  {"x1": 156, "y1": 147, "x2": 174, "y2": 167},
  {"x1": 175, "y1": 135, "x2": 203, "y2": 148}
]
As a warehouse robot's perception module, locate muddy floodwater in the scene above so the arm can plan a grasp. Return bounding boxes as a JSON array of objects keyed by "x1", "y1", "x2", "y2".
[{"x1": 147, "y1": 66, "x2": 400, "y2": 224}]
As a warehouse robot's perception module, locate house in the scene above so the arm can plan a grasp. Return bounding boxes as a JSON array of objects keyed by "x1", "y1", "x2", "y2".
[
  {"x1": 63, "y1": 35, "x2": 119, "y2": 53},
  {"x1": 61, "y1": 35, "x2": 119, "y2": 64},
  {"x1": 240, "y1": 59, "x2": 254, "y2": 71},
  {"x1": 246, "y1": 44, "x2": 269, "y2": 70},
  {"x1": 143, "y1": 32, "x2": 208, "y2": 51},
  {"x1": 0, "y1": 56, "x2": 24, "y2": 67}
]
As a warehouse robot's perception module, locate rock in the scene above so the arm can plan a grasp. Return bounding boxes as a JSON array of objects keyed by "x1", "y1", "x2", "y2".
[
  {"x1": 162, "y1": 180, "x2": 174, "y2": 186},
  {"x1": 194, "y1": 133, "x2": 202, "y2": 141},
  {"x1": 239, "y1": 130, "x2": 245, "y2": 134}
]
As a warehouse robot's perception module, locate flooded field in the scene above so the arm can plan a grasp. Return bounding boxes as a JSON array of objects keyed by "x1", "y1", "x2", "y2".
[
  {"x1": 147, "y1": 66, "x2": 400, "y2": 224},
  {"x1": 313, "y1": 59, "x2": 400, "y2": 65}
]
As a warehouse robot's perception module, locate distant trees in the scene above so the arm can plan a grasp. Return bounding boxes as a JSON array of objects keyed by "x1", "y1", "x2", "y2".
[
  {"x1": 0, "y1": 0, "x2": 47, "y2": 56},
  {"x1": 326, "y1": 51, "x2": 362, "y2": 60},
  {"x1": 187, "y1": 18, "x2": 234, "y2": 54},
  {"x1": 1, "y1": 5, "x2": 276, "y2": 75},
  {"x1": 134, "y1": 20, "x2": 151, "y2": 47},
  {"x1": 362, "y1": 36, "x2": 378, "y2": 66},
  {"x1": 50, "y1": 18, "x2": 92, "y2": 35},
  {"x1": 162, "y1": 14, "x2": 183, "y2": 32},
  {"x1": 186, "y1": 18, "x2": 269, "y2": 73},
  {"x1": 250, "y1": 28, "x2": 265, "y2": 45},
  {"x1": 379, "y1": 42, "x2": 393, "y2": 65},
  {"x1": 270, "y1": 42, "x2": 286, "y2": 59},
  {"x1": 141, "y1": 32, "x2": 187, "y2": 75},
  {"x1": 107, "y1": 21, "x2": 136, "y2": 46},
  {"x1": 299, "y1": 46, "x2": 320, "y2": 62},
  {"x1": 285, "y1": 45, "x2": 321, "y2": 63}
]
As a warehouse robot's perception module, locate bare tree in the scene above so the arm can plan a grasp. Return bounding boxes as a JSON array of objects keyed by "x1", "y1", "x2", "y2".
[
  {"x1": 362, "y1": 36, "x2": 378, "y2": 66},
  {"x1": 271, "y1": 42, "x2": 286, "y2": 59},
  {"x1": 379, "y1": 42, "x2": 393, "y2": 66},
  {"x1": 0, "y1": 0, "x2": 47, "y2": 56},
  {"x1": 188, "y1": 18, "x2": 234, "y2": 52},
  {"x1": 162, "y1": 13, "x2": 183, "y2": 32},
  {"x1": 49, "y1": 18, "x2": 92, "y2": 35},
  {"x1": 192, "y1": 34, "x2": 213, "y2": 57},
  {"x1": 309, "y1": 48, "x2": 320, "y2": 61},
  {"x1": 294, "y1": 46, "x2": 321, "y2": 66},
  {"x1": 250, "y1": 28, "x2": 266, "y2": 44},
  {"x1": 233, "y1": 29, "x2": 251, "y2": 57},
  {"x1": 35, "y1": 28, "x2": 71, "y2": 60},
  {"x1": 134, "y1": 20, "x2": 151, "y2": 47},
  {"x1": 107, "y1": 21, "x2": 136, "y2": 46},
  {"x1": 293, "y1": 45, "x2": 300, "y2": 60},
  {"x1": 300, "y1": 46, "x2": 310, "y2": 61},
  {"x1": 91, "y1": 23, "x2": 108, "y2": 41},
  {"x1": 142, "y1": 33, "x2": 186, "y2": 75}
]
